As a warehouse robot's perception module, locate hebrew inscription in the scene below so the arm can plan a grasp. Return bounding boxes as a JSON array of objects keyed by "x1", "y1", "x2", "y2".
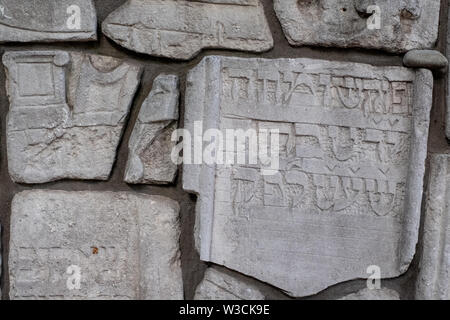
[
  {"x1": 9, "y1": 190, "x2": 183, "y2": 300},
  {"x1": 102, "y1": 0, "x2": 273, "y2": 60},
  {"x1": 3, "y1": 51, "x2": 142, "y2": 183},
  {"x1": 0, "y1": 0, "x2": 96, "y2": 42},
  {"x1": 274, "y1": 0, "x2": 441, "y2": 53},
  {"x1": 125, "y1": 74, "x2": 179, "y2": 184},
  {"x1": 183, "y1": 56, "x2": 432, "y2": 297}
]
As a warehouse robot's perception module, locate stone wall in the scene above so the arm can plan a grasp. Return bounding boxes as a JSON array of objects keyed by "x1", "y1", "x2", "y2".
[{"x1": 0, "y1": 0, "x2": 449, "y2": 300}]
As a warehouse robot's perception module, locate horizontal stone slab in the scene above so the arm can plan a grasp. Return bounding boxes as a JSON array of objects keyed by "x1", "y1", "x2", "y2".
[
  {"x1": 183, "y1": 56, "x2": 432, "y2": 297},
  {"x1": 9, "y1": 190, "x2": 183, "y2": 300}
]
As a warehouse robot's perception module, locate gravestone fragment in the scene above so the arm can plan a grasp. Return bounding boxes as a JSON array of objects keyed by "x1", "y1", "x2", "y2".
[
  {"x1": 3, "y1": 51, "x2": 142, "y2": 183},
  {"x1": 0, "y1": 0, "x2": 96, "y2": 42},
  {"x1": 194, "y1": 268, "x2": 265, "y2": 300},
  {"x1": 340, "y1": 288, "x2": 400, "y2": 300},
  {"x1": 183, "y1": 56, "x2": 432, "y2": 297},
  {"x1": 416, "y1": 154, "x2": 450, "y2": 300},
  {"x1": 102, "y1": 0, "x2": 273, "y2": 60},
  {"x1": 274, "y1": 0, "x2": 441, "y2": 53},
  {"x1": 125, "y1": 74, "x2": 179, "y2": 184},
  {"x1": 9, "y1": 190, "x2": 183, "y2": 300}
]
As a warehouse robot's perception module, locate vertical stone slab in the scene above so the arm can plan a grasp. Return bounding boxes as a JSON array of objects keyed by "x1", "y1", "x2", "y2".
[
  {"x1": 194, "y1": 268, "x2": 265, "y2": 300},
  {"x1": 273, "y1": 0, "x2": 441, "y2": 53},
  {"x1": 183, "y1": 56, "x2": 432, "y2": 297},
  {"x1": 0, "y1": 0, "x2": 97, "y2": 42},
  {"x1": 125, "y1": 74, "x2": 179, "y2": 184},
  {"x1": 102, "y1": 0, "x2": 273, "y2": 60},
  {"x1": 9, "y1": 190, "x2": 183, "y2": 300},
  {"x1": 3, "y1": 51, "x2": 142, "y2": 183},
  {"x1": 416, "y1": 154, "x2": 450, "y2": 300}
]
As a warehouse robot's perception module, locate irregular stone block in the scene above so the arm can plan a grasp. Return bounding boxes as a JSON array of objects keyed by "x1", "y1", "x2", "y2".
[
  {"x1": 274, "y1": 0, "x2": 441, "y2": 53},
  {"x1": 404, "y1": 50, "x2": 448, "y2": 70},
  {"x1": 0, "y1": 0, "x2": 97, "y2": 42},
  {"x1": 102, "y1": 0, "x2": 273, "y2": 60},
  {"x1": 183, "y1": 56, "x2": 432, "y2": 297},
  {"x1": 340, "y1": 288, "x2": 400, "y2": 300},
  {"x1": 125, "y1": 74, "x2": 179, "y2": 184},
  {"x1": 194, "y1": 268, "x2": 265, "y2": 300},
  {"x1": 416, "y1": 154, "x2": 450, "y2": 300},
  {"x1": 9, "y1": 190, "x2": 183, "y2": 300},
  {"x1": 3, "y1": 51, "x2": 142, "y2": 183}
]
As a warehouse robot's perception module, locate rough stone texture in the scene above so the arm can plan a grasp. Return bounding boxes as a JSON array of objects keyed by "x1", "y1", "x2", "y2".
[
  {"x1": 9, "y1": 190, "x2": 183, "y2": 300},
  {"x1": 416, "y1": 154, "x2": 450, "y2": 300},
  {"x1": 125, "y1": 74, "x2": 179, "y2": 184},
  {"x1": 102, "y1": 0, "x2": 273, "y2": 60},
  {"x1": 0, "y1": 0, "x2": 97, "y2": 42},
  {"x1": 3, "y1": 50, "x2": 142, "y2": 184},
  {"x1": 339, "y1": 288, "x2": 400, "y2": 300},
  {"x1": 446, "y1": 5, "x2": 450, "y2": 140},
  {"x1": 183, "y1": 56, "x2": 432, "y2": 297},
  {"x1": 403, "y1": 50, "x2": 448, "y2": 70},
  {"x1": 194, "y1": 268, "x2": 265, "y2": 300},
  {"x1": 274, "y1": 0, "x2": 441, "y2": 53}
]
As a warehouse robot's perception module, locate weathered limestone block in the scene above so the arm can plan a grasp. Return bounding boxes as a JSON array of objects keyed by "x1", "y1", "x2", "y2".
[
  {"x1": 416, "y1": 154, "x2": 450, "y2": 300},
  {"x1": 183, "y1": 56, "x2": 432, "y2": 297},
  {"x1": 340, "y1": 288, "x2": 400, "y2": 300},
  {"x1": 125, "y1": 74, "x2": 179, "y2": 184},
  {"x1": 102, "y1": 0, "x2": 273, "y2": 60},
  {"x1": 9, "y1": 190, "x2": 183, "y2": 300},
  {"x1": 403, "y1": 50, "x2": 448, "y2": 70},
  {"x1": 3, "y1": 51, "x2": 142, "y2": 183},
  {"x1": 0, "y1": 0, "x2": 96, "y2": 42},
  {"x1": 194, "y1": 268, "x2": 265, "y2": 300},
  {"x1": 274, "y1": 0, "x2": 441, "y2": 53}
]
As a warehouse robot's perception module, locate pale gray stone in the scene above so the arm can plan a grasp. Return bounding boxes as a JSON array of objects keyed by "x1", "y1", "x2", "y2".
[
  {"x1": 416, "y1": 154, "x2": 450, "y2": 300},
  {"x1": 194, "y1": 268, "x2": 265, "y2": 300},
  {"x1": 3, "y1": 51, "x2": 142, "y2": 184},
  {"x1": 340, "y1": 288, "x2": 400, "y2": 300},
  {"x1": 0, "y1": 0, "x2": 96, "y2": 42},
  {"x1": 125, "y1": 74, "x2": 179, "y2": 184},
  {"x1": 9, "y1": 190, "x2": 183, "y2": 300},
  {"x1": 404, "y1": 50, "x2": 448, "y2": 70},
  {"x1": 183, "y1": 56, "x2": 432, "y2": 297},
  {"x1": 274, "y1": 0, "x2": 441, "y2": 53},
  {"x1": 102, "y1": 0, "x2": 273, "y2": 60}
]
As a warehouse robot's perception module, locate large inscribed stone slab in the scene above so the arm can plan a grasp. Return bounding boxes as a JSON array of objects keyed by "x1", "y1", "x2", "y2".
[
  {"x1": 3, "y1": 51, "x2": 142, "y2": 183},
  {"x1": 125, "y1": 74, "x2": 179, "y2": 184},
  {"x1": 9, "y1": 190, "x2": 183, "y2": 300},
  {"x1": 194, "y1": 268, "x2": 265, "y2": 300},
  {"x1": 274, "y1": 0, "x2": 441, "y2": 53},
  {"x1": 416, "y1": 154, "x2": 450, "y2": 300},
  {"x1": 183, "y1": 56, "x2": 432, "y2": 297},
  {"x1": 0, "y1": 0, "x2": 97, "y2": 42},
  {"x1": 102, "y1": 0, "x2": 273, "y2": 60}
]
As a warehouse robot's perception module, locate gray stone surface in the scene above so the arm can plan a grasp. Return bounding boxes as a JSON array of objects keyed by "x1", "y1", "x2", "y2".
[
  {"x1": 102, "y1": 0, "x2": 273, "y2": 60},
  {"x1": 416, "y1": 154, "x2": 450, "y2": 300},
  {"x1": 3, "y1": 51, "x2": 142, "y2": 184},
  {"x1": 274, "y1": 0, "x2": 441, "y2": 53},
  {"x1": 0, "y1": 0, "x2": 96, "y2": 42},
  {"x1": 194, "y1": 268, "x2": 265, "y2": 300},
  {"x1": 183, "y1": 56, "x2": 432, "y2": 297},
  {"x1": 125, "y1": 74, "x2": 179, "y2": 184},
  {"x1": 340, "y1": 288, "x2": 400, "y2": 300},
  {"x1": 9, "y1": 190, "x2": 183, "y2": 300},
  {"x1": 403, "y1": 50, "x2": 448, "y2": 70}
]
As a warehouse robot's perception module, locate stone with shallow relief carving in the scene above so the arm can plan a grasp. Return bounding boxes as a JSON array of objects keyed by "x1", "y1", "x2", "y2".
[
  {"x1": 9, "y1": 190, "x2": 183, "y2": 300},
  {"x1": 0, "y1": 0, "x2": 96, "y2": 42},
  {"x1": 3, "y1": 51, "x2": 142, "y2": 183},
  {"x1": 125, "y1": 74, "x2": 179, "y2": 184},
  {"x1": 102, "y1": 0, "x2": 273, "y2": 60},
  {"x1": 274, "y1": 0, "x2": 441, "y2": 53},
  {"x1": 183, "y1": 56, "x2": 432, "y2": 297}
]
